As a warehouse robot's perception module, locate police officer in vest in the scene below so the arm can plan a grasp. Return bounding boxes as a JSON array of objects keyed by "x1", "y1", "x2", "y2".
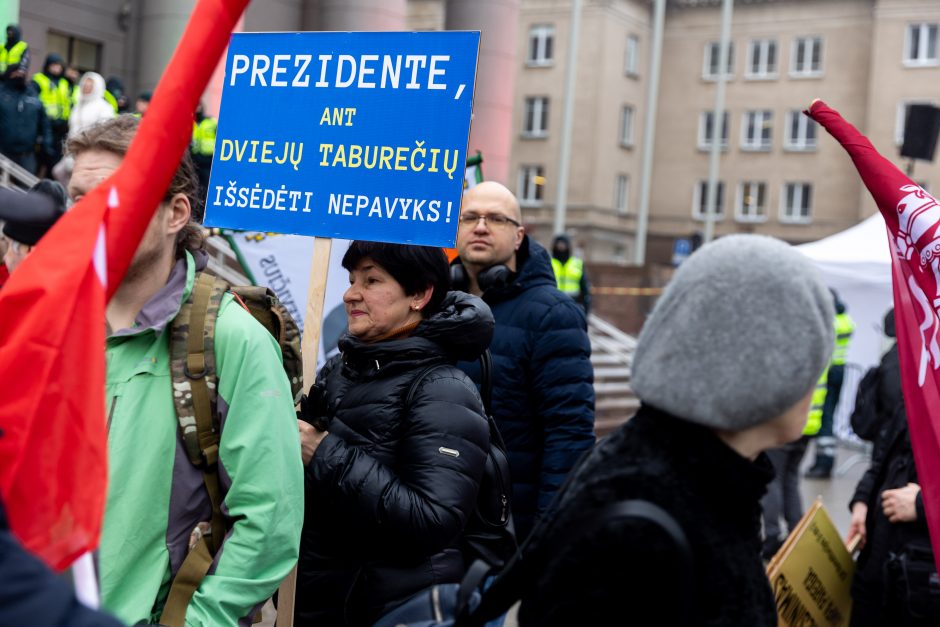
[
  {"x1": 0, "y1": 25, "x2": 28, "y2": 81},
  {"x1": 31, "y1": 54, "x2": 71, "y2": 173},
  {"x1": 191, "y1": 102, "x2": 217, "y2": 199},
  {"x1": 807, "y1": 290, "x2": 855, "y2": 479},
  {"x1": 551, "y1": 234, "x2": 591, "y2": 315}
]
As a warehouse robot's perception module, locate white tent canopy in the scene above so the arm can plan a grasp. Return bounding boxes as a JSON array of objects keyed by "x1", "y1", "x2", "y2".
[{"x1": 796, "y1": 214, "x2": 893, "y2": 369}]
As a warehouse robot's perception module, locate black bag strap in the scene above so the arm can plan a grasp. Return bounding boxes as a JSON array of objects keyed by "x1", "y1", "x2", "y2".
[
  {"x1": 479, "y1": 349, "x2": 493, "y2": 417},
  {"x1": 461, "y1": 499, "x2": 695, "y2": 626},
  {"x1": 405, "y1": 350, "x2": 495, "y2": 418}
]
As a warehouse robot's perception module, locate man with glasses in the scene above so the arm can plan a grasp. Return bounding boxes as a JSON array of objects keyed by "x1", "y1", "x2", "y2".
[{"x1": 452, "y1": 181, "x2": 595, "y2": 541}]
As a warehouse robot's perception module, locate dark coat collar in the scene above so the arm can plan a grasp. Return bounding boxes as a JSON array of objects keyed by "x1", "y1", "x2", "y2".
[{"x1": 630, "y1": 404, "x2": 775, "y2": 509}]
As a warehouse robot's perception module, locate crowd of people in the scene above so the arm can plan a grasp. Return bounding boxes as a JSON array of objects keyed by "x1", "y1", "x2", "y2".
[
  {"x1": 0, "y1": 47, "x2": 936, "y2": 627},
  {"x1": 0, "y1": 23, "x2": 214, "y2": 192}
]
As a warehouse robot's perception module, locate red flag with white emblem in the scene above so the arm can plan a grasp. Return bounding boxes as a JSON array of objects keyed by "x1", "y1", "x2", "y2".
[
  {"x1": 0, "y1": 0, "x2": 250, "y2": 571},
  {"x1": 808, "y1": 100, "x2": 940, "y2": 570}
]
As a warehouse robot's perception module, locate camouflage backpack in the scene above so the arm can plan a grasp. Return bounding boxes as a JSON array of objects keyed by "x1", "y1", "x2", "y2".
[{"x1": 159, "y1": 271, "x2": 303, "y2": 627}]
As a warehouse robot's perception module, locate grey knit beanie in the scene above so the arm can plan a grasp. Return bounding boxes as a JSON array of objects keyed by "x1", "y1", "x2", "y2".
[{"x1": 631, "y1": 235, "x2": 834, "y2": 431}]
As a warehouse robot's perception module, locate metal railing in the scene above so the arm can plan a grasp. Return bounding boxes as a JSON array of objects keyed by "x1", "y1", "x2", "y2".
[
  {"x1": 0, "y1": 153, "x2": 39, "y2": 190},
  {"x1": 588, "y1": 313, "x2": 639, "y2": 436}
]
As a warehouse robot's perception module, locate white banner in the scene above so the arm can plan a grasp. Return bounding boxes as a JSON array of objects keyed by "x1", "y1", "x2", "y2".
[{"x1": 234, "y1": 233, "x2": 350, "y2": 366}]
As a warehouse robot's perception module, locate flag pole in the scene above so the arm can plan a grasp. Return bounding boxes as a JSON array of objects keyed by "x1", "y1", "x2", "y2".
[
  {"x1": 704, "y1": 0, "x2": 733, "y2": 244},
  {"x1": 275, "y1": 235, "x2": 333, "y2": 627}
]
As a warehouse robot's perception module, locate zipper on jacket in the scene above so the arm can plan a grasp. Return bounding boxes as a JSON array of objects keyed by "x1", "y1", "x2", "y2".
[{"x1": 107, "y1": 396, "x2": 118, "y2": 434}]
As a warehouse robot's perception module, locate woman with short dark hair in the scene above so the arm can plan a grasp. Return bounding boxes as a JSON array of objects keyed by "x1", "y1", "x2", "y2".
[{"x1": 295, "y1": 241, "x2": 494, "y2": 626}]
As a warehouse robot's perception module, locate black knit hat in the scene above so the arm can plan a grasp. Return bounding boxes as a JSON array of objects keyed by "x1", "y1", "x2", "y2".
[{"x1": 1, "y1": 181, "x2": 67, "y2": 247}]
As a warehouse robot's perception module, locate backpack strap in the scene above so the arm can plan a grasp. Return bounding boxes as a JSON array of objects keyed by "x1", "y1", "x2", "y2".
[{"x1": 161, "y1": 272, "x2": 229, "y2": 627}]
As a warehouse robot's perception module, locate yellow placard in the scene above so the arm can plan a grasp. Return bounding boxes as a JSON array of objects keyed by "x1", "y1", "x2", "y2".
[{"x1": 766, "y1": 498, "x2": 856, "y2": 627}]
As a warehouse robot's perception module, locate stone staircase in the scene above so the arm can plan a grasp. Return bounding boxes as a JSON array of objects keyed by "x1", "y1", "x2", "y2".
[{"x1": 588, "y1": 313, "x2": 640, "y2": 437}]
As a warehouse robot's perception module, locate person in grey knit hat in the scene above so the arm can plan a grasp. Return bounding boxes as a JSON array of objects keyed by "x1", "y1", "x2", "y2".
[
  {"x1": 631, "y1": 233, "x2": 834, "y2": 432},
  {"x1": 517, "y1": 234, "x2": 834, "y2": 627}
]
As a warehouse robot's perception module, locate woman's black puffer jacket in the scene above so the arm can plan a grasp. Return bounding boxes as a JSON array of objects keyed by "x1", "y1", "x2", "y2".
[{"x1": 296, "y1": 291, "x2": 494, "y2": 626}]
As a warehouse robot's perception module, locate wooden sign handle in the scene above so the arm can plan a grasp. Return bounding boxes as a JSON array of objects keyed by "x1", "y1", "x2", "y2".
[{"x1": 276, "y1": 236, "x2": 333, "y2": 627}]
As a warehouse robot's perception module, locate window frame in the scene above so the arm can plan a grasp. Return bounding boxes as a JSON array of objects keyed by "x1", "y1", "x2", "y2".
[
  {"x1": 703, "y1": 41, "x2": 735, "y2": 80},
  {"x1": 745, "y1": 38, "x2": 778, "y2": 79},
  {"x1": 904, "y1": 23, "x2": 939, "y2": 67},
  {"x1": 692, "y1": 180, "x2": 726, "y2": 221},
  {"x1": 518, "y1": 164, "x2": 545, "y2": 206},
  {"x1": 736, "y1": 181, "x2": 769, "y2": 223},
  {"x1": 625, "y1": 34, "x2": 640, "y2": 77},
  {"x1": 46, "y1": 30, "x2": 102, "y2": 74},
  {"x1": 741, "y1": 110, "x2": 773, "y2": 151},
  {"x1": 780, "y1": 182, "x2": 813, "y2": 224},
  {"x1": 527, "y1": 24, "x2": 556, "y2": 67},
  {"x1": 620, "y1": 105, "x2": 635, "y2": 148},
  {"x1": 522, "y1": 96, "x2": 550, "y2": 138},
  {"x1": 698, "y1": 110, "x2": 730, "y2": 151},
  {"x1": 790, "y1": 36, "x2": 823, "y2": 77},
  {"x1": 614, "y1": 174, "x2": 629, "y2": 215},
  {"x1": 784, "y1": 110, "x2": 817, "y2": 152}
]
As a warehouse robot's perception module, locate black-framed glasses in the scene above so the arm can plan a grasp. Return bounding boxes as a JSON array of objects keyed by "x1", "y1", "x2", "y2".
[{"x1": 458, "y1": 213, "x2": 521, "y2": 228}]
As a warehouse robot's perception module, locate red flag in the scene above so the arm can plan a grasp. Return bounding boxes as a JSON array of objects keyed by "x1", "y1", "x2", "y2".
[
  {"x1": 807, "y1": 100, "x2": 940, "y2": 569},
  {"x1": 0, "y1": 0, "x2": 249, "y2": 570}
]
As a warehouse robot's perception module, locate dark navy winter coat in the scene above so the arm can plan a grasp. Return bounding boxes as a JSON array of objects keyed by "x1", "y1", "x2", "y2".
[
  {"x1": 0, "y1": 80, "x2": 52, "y2": 157},
  {"x1": 298, "y1": 292, "x2": 493, "y2": 626},
  {"x1": 0, "y1": 503, "x2": 124, "y2": 627},
  {"x1": 457, "y1": 236, "x2": 595, "y2": 540}
]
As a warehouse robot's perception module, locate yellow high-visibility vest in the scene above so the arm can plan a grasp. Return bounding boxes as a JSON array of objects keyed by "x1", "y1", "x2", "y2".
[
  {"x1": 804, "y1": 368, "x2": 828, "y2": 436},
  {"x1": 103, "y1": 89, "x2": 119, "y2": 113},
  {"x1": 32, "y1": 72, "x2": 72, "y2": 121},
  {"x1": 551, "y1": 257, "x2": 584, "y2": 296},
  {"x1": 0, "y1": 40, "x2": 28, "y2": 73},
  {"x1": 832, "y1": 313, "x2": 855, "y2": 366},
  {"x1": 192, "y1": 118, "x2": 218, "y2": 156}
]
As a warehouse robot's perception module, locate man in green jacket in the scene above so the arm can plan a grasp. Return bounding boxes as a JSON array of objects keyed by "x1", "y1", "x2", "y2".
[{"x1": 65, "y1": 116, "x2": 304, "y2": 626}]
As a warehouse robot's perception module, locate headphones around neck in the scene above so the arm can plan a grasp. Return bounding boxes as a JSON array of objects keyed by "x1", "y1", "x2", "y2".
[{"x1": 450, "y1": 263, "x2": 515, "y2": 294}]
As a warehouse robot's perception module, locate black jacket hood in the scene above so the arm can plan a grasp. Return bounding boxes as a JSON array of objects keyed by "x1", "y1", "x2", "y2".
[
  {"x1": 338, "y1": 290, "x2": 494, "y2": 373},
  {"x1": 43, "y1": 53, "x2": 64, "y2": 76},
  {"x1": 5, "y1": 25, "x2": 20, "y2": 47}
]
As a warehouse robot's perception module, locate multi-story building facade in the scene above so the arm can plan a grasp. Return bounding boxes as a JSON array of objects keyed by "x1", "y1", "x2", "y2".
[
  {"x1": 513, "y1": 0, "x2": 940, "y2": 264},
  {"x1": 14, "y1": 0, "x2": 940, "y2": 265}
]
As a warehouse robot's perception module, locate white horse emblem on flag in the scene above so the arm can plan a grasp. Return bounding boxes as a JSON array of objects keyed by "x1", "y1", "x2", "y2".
[{"x1": 895, "y1": 184, "x2": 940, "y2": 384}]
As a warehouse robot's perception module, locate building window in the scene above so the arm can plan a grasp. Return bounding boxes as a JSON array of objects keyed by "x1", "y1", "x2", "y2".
[
  {"x1": 905, "y1": 23, "x2": 939, "y2": 66},
  {"x1": 785, "y1": 110, "x2": 817, "y2": 151},
  {"x1": 781, "y1": 182, "x2": 812, "y2": 223},
  {"x1": 620, "y1": 105, "x2": 635, "y2": 147},
  {"x1": 625, "y1": 34, "x2": 639, "y2": 76},
  {"x1": 746, "y1": 39, "x2": 777, "y2": 78},
  {"x1": 47, "y1": 31, "x2": 102, "y2": 73},
  {"x1": 736, "y1": 181, "x2": 768, "y2": 222},
  {"x1": 692, "y1": 180, "x2": 725, "y2": 220},
  {"x1": 528, "y1": 25, "x2": 555, "y2": 66},
  {"x1": 896, "y1": 100, "x2": 937, "y2": 144},
  {"x1": 519, "y1": 165, "x2": 544, "y2": 205},
  {"x1": 698, "y1": 110, "x2": 729, "y2": 150},
  {"x1": 791, "y1": 36, "x2": 823, "y2": 76},
  {"x1": 703, "y1": 41, "x2": 734, "y2": 79},
  {"x1": 742, "y1": 110, "x2": 773, "y2": 151},
  {"x1": 614, "y1": 174, "x2": 629, "y2": 214},
  {"x1": 523, "y1": 96, "x2": 549, "y2": 138}
]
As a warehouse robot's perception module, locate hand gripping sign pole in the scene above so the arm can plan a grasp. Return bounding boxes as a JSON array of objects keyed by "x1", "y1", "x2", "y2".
[{"x1": 205, "y1": 31, "x2": 480, "y2": 626}]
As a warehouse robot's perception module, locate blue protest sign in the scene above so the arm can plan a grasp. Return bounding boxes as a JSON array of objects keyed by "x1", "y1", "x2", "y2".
[{"x1": 204, "y1": 31, "x2": 480, "y2": 248}]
